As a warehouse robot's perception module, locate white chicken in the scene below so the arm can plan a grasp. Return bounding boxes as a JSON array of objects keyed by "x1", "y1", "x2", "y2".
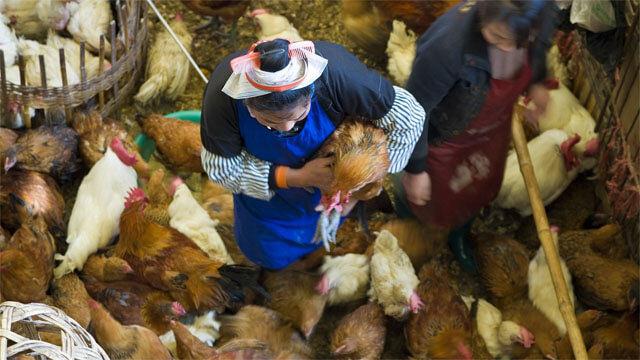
[
  {"x1": 534, "y1": 83, "x2": 599, "y2": 158},
  {"x1": 316, "y1": 254, "x2": 370, "y2": 305},
  {"x1": 134, "y1": 13, "x2": 192, "y2": 105},
  {"x1": 0, "y1": 0, "x2": 71, "y2": 39},
  {"x1": 250, "y1": 9, "x2": 303, "y2": 42},
  {"x1": 18, "y1": 38, "x2": 80, "y2": 87},
  {"x1": 66, "y1": 0, "x2": 112, "y2": 54},
  {"x1": 53, "y1": 137, "x2": 138, "y2": 279},
  {"x1": 46, "y1": 30, "x2": 111, "y2": 79},
  {"x1": 386, "y1": 20, "x2": 416, "y2": 87},
  {"x1": 0, "y1": 13, "x2": 18, "y2": 67},
  {"x1": 528, "y1": 226, "x2": 575, "y2": 336},
  {"x1": 495, "y1": 129, "x2": 592, "y2": 216},
  {"x1": 168, "y1": 177, "x2": 233, "y2": 265},
  {"x1": 159, "y1": 311, "x2": 220, "y2": 357},
  {"x1": 368, "y1": 230, "x2": 423, "y2": 319},
  {"x1": 1, "y1": 65, "x2": 35, "y2": 129},
  {"x1": 476, "y1": 298, "x2": 535, "y2": 358}
]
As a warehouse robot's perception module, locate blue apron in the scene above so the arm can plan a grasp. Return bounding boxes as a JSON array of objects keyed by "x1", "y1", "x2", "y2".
[{"x1": 233, "y1": 97, "x2": 336, "y2": 270}]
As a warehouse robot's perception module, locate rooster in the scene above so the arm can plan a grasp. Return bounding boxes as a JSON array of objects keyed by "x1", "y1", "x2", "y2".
[
  {"x1": 134, "y1": 13, "x2": 192, "y2": 105},
  {"x1": 250, "y1": 9, "x2": 303, "y2": 42},
  {"x1": 342, "y1": 0, "x2": 458, "y2": 58},
  {"x1": 495, "y1": 129, "x2": 592, "y2": 216},
  {"x1": 368, "y1": 229, "x2": 423, "y2": 319},
  {"x1": 65, "y1": 0, "x2": 112, "y2": 54},
  {"x1": 115, "y1": 187, "x2": 266, "y2": 312},
  {"x1": 313, "y1": 120, "x2": 389, "y2": 250},
  {"x1": 168, "y1": 177, "x2": 232, "y2": 264},
  {"x1": 53, "y1": 137, "x2": 139, "y2": 279}
]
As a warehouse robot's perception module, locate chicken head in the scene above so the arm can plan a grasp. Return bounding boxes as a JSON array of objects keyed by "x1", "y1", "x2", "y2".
[
  {"x1": 124, "y1": 187, "x2": 148, "y2": 210},
  {"x1": 110, "y1": 137, "x2": 138, "y2": 167},
  {"x1": 499, "y1": 321, "x2": 535, "y2": 349},
  {"x1": 560, "y1": 133, "x2": 581, "y2": 170}
]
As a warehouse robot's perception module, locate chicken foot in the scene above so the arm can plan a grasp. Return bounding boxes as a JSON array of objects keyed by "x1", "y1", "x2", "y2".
[{"x1": 313, "y1": 209, "x2": 341, "y2": 252}]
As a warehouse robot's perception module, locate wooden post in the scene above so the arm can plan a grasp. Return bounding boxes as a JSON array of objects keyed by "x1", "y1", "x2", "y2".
[
  {"x1": 38, "y1": 54, "x2": 48, "y2": 124},
  {"x1": 0, "y1": 50, "x2": 6, "y2": 124},
  {"x1": 17, "y1": 55, "x2": 30, "y2": 128},
  {"x1": 58, "y1": 49, "x2": 72, "y2": 123},
  {"x1": 511, "y1": 111, "x2": 588, "y2": 360},
  {"x1": 121, "y1": 4, "x2": 130, "y2": 49},
  {"x1": 109, "y1": 20, "x2": 119, "y2": 120},
  {"x1": 98, "y1": 35, "x2": 106, "y2": 110}
]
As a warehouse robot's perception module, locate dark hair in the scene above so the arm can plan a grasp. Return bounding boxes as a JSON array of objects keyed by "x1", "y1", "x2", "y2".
[
  {"x1": 244, "y1": 39, "x2": 314, "y2": 113},
  {"x1": 477, "y1": 0, "x2": 545, "y2": 47}
]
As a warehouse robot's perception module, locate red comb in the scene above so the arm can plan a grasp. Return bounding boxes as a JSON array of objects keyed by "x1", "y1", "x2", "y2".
[
  {"x1": 250, "y1": 8, "x2": 268, "y2": 17},
  {"x1": 124, "y1": 187, "x2": 147, "y2": 209}
]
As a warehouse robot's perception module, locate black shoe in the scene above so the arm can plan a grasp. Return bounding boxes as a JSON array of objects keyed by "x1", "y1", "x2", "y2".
[{"x1": 448, "y1": 220, "x2": 478, "y2": 274}]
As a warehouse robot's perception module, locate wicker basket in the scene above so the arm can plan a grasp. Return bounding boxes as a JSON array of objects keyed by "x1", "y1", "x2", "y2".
[
  {"x1": 0, "y1": 301, "x2": 108, "y2": 360},
  {"x1": 0, "y1": 0, "x2": 149, "y2": 126}
]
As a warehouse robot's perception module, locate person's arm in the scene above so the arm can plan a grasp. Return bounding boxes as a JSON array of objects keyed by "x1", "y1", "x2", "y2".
[{"x1": 200, "y1": 52, "x2": 277, "y2": 201}]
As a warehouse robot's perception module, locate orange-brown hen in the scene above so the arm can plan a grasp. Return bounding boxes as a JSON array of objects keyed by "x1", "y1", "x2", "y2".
[
  {"x1": 136, "y1": 113, "x2": 203, "y2": 173},
  {"x1": 405, "y1": 260, "x2": 473, "y2": 360},
  {"x1": 115, "y1": 188, "x2": 265, "y2": 312},
  {"x1": 330, "y1": 302, "x2": 386, "y2": 359},
  {"x1": 0, "y1": 215, "x2": 55, "y2": 303}
]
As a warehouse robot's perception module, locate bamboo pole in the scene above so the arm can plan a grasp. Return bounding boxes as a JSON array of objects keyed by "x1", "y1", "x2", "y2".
[
  {"x1": 98, "y1": 36, "x2": 106, "y2": 110},
  {"x1": 58, "y1": 49, "x2": 72, "y2": 123},
  {"x1": 0, "y1": 50, "x2": 7, "y2": 125},
  {"x1": 38, "y1": 54, "x2": 48, "y2": 124},
  {"x1": 511, "y1": 111, "x2": 588, "y2": 360},
  {"x1": 17, "y1": 55, "x2": 30, "y2": 128}
]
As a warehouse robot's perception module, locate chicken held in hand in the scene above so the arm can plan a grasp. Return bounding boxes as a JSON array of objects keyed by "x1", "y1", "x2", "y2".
[
  {"x1": 169, "y1": 177, "x2": 233, "y2": 264},
  {"x1": 405, "y1": 260, "x2": 472, "y2": 360},
  {"x1": 313, "y1": 120, "x2": 389, "y2": 250},
  {"x1": 4, "y1": 124, "x2": 80, "y2": 183},
  {"x1": 330, "y1": 302, "x2": 386, "y2": 359},
  {"x1": 54, "y1": 137, "x2": 138, "y2": 279},
  {"x1": 0, "y1": 215, "x2": 55, "y2": 303},
  {"x1": 115, "y1": 187, "x2": 266, "y2": 312},
  {"x1": 368, "y1": 229, "x2": 423, "y2": 319},
  {"x1": 136, "y1": 113, "x2": 203, "y2": 173},
  {"x1": 88, "y1": 299, "x2": 172, "y2": 360},
  {"x1": 135, "y1": 13, "x2": 192, "y2": 105}
]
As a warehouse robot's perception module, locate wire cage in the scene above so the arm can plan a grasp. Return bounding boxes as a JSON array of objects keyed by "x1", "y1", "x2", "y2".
[
  {"x1": 0, "y1": 0, "x2": 149, "y2": 127},
  {"x1": 562, "y1": 12, "x2": 640, "y2": 261},
  {"x1": 0, "y1": 301, "x2": 108, "y2": 360}
]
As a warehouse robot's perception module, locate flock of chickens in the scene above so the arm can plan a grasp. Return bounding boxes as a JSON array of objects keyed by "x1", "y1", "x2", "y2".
[{"x1": 0, "y1": 0, "x2": 639, "y2": 359}]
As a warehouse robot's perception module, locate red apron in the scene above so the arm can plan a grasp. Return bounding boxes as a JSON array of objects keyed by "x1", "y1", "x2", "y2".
[{"x1": 410, "y1": 64, "x2": 532, "y2": 228}]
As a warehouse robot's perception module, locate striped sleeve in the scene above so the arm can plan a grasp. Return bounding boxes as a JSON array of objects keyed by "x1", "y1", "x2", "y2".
[
  {"x1": 201, "y1": 148, "x2": 275, "y2": 201},
  {"x1": 373, "y1": 86, "x2": 426, "y2": 173}
]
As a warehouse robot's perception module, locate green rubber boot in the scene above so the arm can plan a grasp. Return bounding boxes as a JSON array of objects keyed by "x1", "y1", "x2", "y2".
[{"x1": 448, "y1": 219, "x2": 478, "y2": 274}]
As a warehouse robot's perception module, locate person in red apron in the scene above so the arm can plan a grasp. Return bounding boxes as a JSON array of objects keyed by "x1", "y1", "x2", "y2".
[
  {"x1": 200, "y1": 39, "x2": 425, "y2": 270},
  {"x1": 393, "y1": 0, "x2": 559, "y2": 272}
]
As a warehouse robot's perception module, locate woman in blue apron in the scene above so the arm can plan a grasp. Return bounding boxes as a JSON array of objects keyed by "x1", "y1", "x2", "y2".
[{"x1": 200, "y1": 39, "x2": 425, "y2": 270}]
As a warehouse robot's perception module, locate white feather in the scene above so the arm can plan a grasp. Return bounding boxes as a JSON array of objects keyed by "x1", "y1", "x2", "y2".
[
  {"x1": 253, "y1": 12, "x2": 303, "y2": 42},
  {"x1": 160, "y1": 311, "x2": 220, "y2": 356},
  {"x1": 320, "y1": 254, "x2": 370, "y2": 305},
  {"x1": 168, "y1": 183, "x2": 233, "y2": 264},
  {"x1": 53, "y1": 148, "x2": 137, "y2": 278},
  {"x1": 66, "y1": 0, "x2": 112, "y2": 54},
  {"x1": 477, "y1": 298, "x2": 526, "y2": 358},
  {"x1": 386, "y1": 20, "x2": 416, "y2": 87}
]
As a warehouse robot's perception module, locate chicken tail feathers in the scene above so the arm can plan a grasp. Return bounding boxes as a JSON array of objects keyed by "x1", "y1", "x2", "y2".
[
  {"x1": 134, "y1": 74, "x2": 166, "y2": 105},
  {"x1": 218, "y1": 264, "x2": 270, "y2": 303}
]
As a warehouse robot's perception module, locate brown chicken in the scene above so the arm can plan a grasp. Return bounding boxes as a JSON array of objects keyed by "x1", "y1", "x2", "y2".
[
  {"x1": 202, "y1": 180, "x2": 234, "y2": 226},
  {"x1": 47, "y1": 273, "x2": 92, "y2": 328},
  {"x1": 181, "y1": 0, "x2": 249, "y2": 36},
  {"x1": 0, "y1": 170, "x2": 66, "y2": 243},
  {"x1": 136, "y1": 114, "x2": 203, "y2": 173},
  {"x1": 342, "y1": 0, "x2": 458, "y2": 57},
  {"x1": 3, "y1": 125, "x2": 80, "y2": 182},
  {"x1": 115, "y1": 187, "x2": 265, "y2": 312},
  {"x1": 0, "y1": 215, "x2": 55, "y2": 303},
  {"x1": 262, "y1": 270, "x2": 328, "y2": 339},
  {"x1": 72, "y1": 110, "x2": 150, "y2": 177},
  {"x1": 554, "y1": 309, "x2": 607, "y2": 359},
  {"x1": 219, "y1": 305, "x2": 312, "y2": 359},
  {"x1": 171, "y1": 320, "x2": 270, "y2": 360},
  {"x1": 474, "y1": 233, "x2": 530, "y2": 301},
  {"x1": 82, "y1": 254, "x2": 134, "y2": 282},
  {"x1": 83, "y1": 275, "x2": 186, "y2": 335},
  {"x1": 381, "y1": 218, "x2": 444, "y2": 271},
  {"x1": 88, "y1": 299, "x2": 173, "y2": 360},
  {"x1": 330, "y1": 302, "x2": 386, "y2": 359},
  {"x1": 142, "y1": 168, "x2": 172, "y2": 225},
  {"x1": 405, "y1": 260, "x2": 472, "y2": 360},
  {"x1": 558, "y1": 224, "x2": 639, "y2": 311},
  {"x1": 0, "y1": 128, "x2": 18, "y2": 164},
  {"x1": 589, "y1": 310, "x2": 639, "y2": 359},
  {"x1": 0, "y1": 226, "x2": 10, "y2": 250}
]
